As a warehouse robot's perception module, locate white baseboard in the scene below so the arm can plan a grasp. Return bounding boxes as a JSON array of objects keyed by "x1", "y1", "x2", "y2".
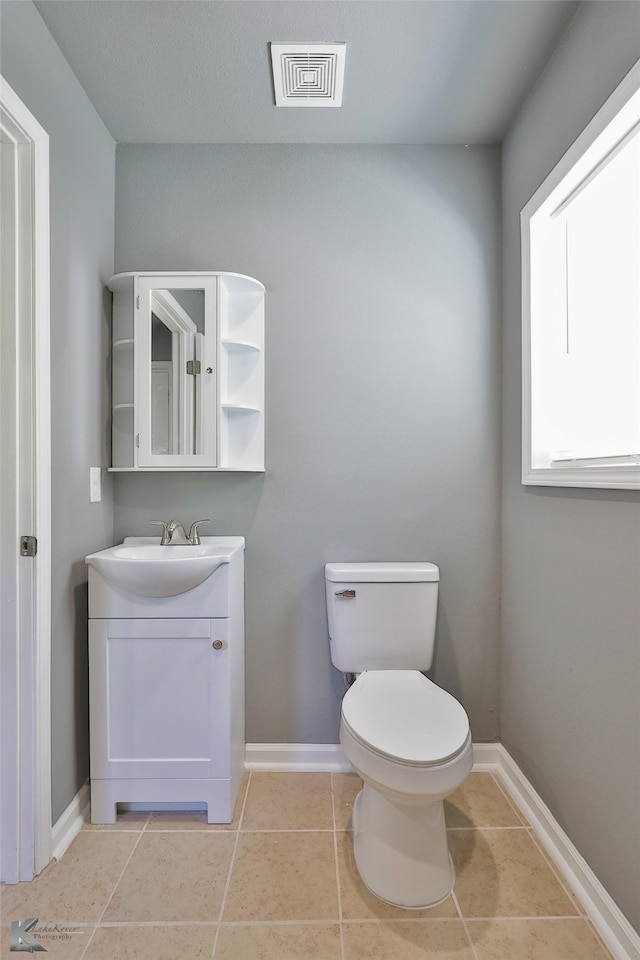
[
  {"x1": 51, "y1": 780, "x2": 90, "y2": 862},
  {"x1": 471, "y1": 741, "x2": 504, "y2": 770},
  {"x1": 245, "y1": 742, "x2": 353, "y2": 772},
  {"x1": 244, "y1": 741, "x2": 504, "y2": 773},
  {"x1": 245, "y1": 742, "x2": 638, "y2": 960}
]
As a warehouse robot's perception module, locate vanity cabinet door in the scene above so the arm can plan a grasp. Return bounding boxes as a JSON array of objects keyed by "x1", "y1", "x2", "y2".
[{"x1": 89, "y1": 618, "x2": 231, "y2": 781}]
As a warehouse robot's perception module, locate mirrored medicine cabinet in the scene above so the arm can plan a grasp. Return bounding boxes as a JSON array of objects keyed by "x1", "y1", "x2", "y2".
[{"x1": 108, "y1": 272, "x2": 265, "y2": 472}]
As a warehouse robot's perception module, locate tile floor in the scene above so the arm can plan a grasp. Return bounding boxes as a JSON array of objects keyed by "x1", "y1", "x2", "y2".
[{"x1": 0, "y1": 771, "x2": 615, "y2": 959}]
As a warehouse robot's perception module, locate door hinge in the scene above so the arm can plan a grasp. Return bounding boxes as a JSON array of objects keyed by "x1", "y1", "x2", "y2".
[
  {"x1": 136, "y1": 295, "x2": 140, "y2": 309},
  {"x1": 135, "y1": 433, "x2": 140, "y2": 448},
  {"x1": 20, "y1": 535, "x2": 38, "y2": 557},
  {"x1": 186, "y1": 360, "x2": 201, "y2": 375}
]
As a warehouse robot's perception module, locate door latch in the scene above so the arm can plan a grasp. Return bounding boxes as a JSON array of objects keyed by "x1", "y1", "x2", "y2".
[
  {"x1": 335, "y1": 589, "x2": 356, "y2": 599},
  {"x1": 20, "y1": 535, "x2": 38, "y2": 557}
]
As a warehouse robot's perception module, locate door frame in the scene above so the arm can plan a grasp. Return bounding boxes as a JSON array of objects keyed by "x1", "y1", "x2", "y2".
[{"x1": 0, "y1": 76, "x2": 52, "y2": 882}]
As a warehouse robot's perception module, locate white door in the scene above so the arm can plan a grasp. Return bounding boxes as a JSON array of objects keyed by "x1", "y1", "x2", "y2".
[{"x1": 0, "y1": 77, "x2": 52, "y2": 882}]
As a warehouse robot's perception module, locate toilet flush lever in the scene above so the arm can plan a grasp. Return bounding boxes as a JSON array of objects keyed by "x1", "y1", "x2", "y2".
[{"x1": 335, "y1": 589, "x2": 356, "y2": 599}]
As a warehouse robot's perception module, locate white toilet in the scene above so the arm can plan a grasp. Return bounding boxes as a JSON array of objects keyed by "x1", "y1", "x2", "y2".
[{"x1": 325, "y1": 561, "x2": 472, "y2": 909}]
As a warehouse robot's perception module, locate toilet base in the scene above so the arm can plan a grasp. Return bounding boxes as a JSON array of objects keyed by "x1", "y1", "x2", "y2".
[{"x1": 352, "y1": 784, "x2": 455, "y2": 909}]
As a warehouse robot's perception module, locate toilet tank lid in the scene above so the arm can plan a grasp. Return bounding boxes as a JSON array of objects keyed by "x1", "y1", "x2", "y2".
[{"x1": 325, "y1": 561, "x2": 439, "y2": 583}]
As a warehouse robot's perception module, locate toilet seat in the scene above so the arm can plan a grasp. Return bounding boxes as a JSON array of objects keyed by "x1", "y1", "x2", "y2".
[{"x1": 341, "y1": 670, "x2": 470, "y2": 767}]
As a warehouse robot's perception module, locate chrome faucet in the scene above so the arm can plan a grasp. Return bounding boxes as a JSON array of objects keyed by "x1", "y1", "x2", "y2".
[{"x1": 149, "y1": 519, "x2": 210, "y2": 545}]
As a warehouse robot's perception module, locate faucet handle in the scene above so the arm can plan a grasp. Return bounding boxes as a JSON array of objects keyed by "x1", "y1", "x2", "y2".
[
  {"x1": 188, "y1": 519, "x2": 210, "y2": 545},
  {"x1": 149, "y1": 520, "x2": 170, "y2": 545}
]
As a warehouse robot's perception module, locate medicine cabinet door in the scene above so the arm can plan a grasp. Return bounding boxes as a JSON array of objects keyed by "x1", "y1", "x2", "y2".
[{"x1": 136, "y1": 276, "x2": 217, "y2": 467}]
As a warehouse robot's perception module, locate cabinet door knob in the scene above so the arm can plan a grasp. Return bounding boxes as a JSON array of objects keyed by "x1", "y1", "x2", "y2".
[{"x1": 212, "y1": 640, "x2": 224, "y2": 650}]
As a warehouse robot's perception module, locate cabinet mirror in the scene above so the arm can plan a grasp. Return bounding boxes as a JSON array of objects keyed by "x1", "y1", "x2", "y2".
[
  {"x1": 151, "y1": 289, "x2": 205, "y2": 456},
  {"x1": 138, "y1": 277, "x2": 217, "y2": 466}
]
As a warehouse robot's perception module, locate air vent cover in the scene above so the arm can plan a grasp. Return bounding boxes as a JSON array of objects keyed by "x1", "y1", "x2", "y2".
[{"x1": 270, "y1": 43, "x2": 346, "y2": 107}]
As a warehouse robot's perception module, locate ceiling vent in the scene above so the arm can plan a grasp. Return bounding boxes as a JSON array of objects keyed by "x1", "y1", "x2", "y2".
[{"x1": 270, "y1": 43, "x2": 346, "y2": 107}]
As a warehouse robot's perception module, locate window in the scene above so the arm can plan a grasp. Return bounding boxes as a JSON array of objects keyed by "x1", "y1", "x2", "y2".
[{"x1": 522, "y1": 60, "x2": 640, "y2": 489}]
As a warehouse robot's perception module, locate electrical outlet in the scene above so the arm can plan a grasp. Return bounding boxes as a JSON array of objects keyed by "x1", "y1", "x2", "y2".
[{"x1": 89, "y1": 467, "x2": 102, "y2": 503}]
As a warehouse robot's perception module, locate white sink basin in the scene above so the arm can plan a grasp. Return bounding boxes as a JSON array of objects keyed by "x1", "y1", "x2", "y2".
[{"x1": 85, "y1": 537, "x2": 236, "y2": 598}]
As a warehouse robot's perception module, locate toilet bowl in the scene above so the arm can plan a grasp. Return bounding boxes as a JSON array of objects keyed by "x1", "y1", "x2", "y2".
[{"x1": 340, "y1": 670, "x2": 473, "y2": 908}]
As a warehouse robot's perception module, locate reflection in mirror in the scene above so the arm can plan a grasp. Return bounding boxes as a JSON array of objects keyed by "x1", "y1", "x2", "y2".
[{"x1": 149, "y1": 289, "x2": 206, "y2": 456}]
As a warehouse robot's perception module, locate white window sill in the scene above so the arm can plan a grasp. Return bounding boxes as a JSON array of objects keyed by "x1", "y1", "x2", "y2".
[{"x1": 522, "y1": 464, "x2": 640, "y2": 490}]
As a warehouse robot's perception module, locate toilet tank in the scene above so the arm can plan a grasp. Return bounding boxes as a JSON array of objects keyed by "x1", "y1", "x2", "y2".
[{"x1": 325, "y1": 562, "x2": 440, "y2": 673}]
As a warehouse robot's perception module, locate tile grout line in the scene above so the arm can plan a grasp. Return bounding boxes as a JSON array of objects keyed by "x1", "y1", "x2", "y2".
[
  {"x1": 330, "y1": 772, "x2": 346, "y2": 960},
  {"x1": 210, "y1": 771, "x2": 252, "y2": 960},
  {"x1": 451, "y1": 890, "x2": 482, "y2": 960},
  {"x1": 77, "y1": 925, "x2": 98, "y2": 959},
  {"x1": 464, "y1": 915, "x2": 610, "y2": 922},
  {"x1": 76, "y1": 920, "x2": 215, "y2": 928},
  {"x1": 82, "y1": 827, "x2": 148, "y2": 833},
  {"x1": 74, "y1": 915, "x2": 591, "y2": 927},
  {"x1": 239, "y1": 827, "x2": 338, "y2": 833},
  {"x1": 446, "y1": 825, "x2": 532, "y2": 831},
  {"x1": 78, "y1": 822, "x2": 149, "y2": 960}
]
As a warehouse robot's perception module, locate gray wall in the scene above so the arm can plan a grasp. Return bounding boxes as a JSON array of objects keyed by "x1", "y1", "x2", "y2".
[
  {"x1": 114, "y1": 144, "x2": 502, "y2": 744},
  {"x1": 501, "y1": 2, "x2": 640, "y2": 932},
  {"x1": 0, "y1": 2, "x2": 116, "y2": 820}
]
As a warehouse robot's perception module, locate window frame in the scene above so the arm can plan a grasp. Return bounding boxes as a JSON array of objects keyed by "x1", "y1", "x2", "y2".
[{"x1": 521, "y1": 59, "x2": 640, "y2": 490}]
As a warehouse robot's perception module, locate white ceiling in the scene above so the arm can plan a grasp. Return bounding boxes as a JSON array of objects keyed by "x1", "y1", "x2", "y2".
[{"x1": 33, "y1": 0, "x2": 580, "y2": 144}]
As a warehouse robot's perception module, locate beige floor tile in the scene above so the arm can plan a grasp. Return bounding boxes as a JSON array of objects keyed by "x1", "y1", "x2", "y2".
[
  {"x1": 337, "y1": 831, "x2": 458, "y2": 920},
  {"x1": 85, "y1": 924, "x2": 216, "y2": 959},
  {"x1": 343, "y1": 919, "x2": 475, "y2": 959},
  {"x1": 1, "y1": 921, "x2": 94, "y2": 958},
  {"x1": 449, "y1": 829, "x2": 579, "y2": 918},
  {"x1": 242, "y1": 772, "x2": 334, "y2": 830},
  {"x1": 223, "y1": 832, "x2": 339, "y2": 921},
  {"x1": 0, "y1": 832, "x2": 137, "y2": 922},
  {"x1": 103, "y1": 831, "x2": 235, "y2": 921},
  {"x1": 467, "y1": 918, "x2": 614, "y2": 960},
  {"x1": 332, "y1": 773, "x2": 362, "y2": 830},
  {"x1": 445, "y1": 772, "x2": 524, "y2": 828},
  {"x1": 215, "y1": 922, "x2": 342, "y2": 959}
]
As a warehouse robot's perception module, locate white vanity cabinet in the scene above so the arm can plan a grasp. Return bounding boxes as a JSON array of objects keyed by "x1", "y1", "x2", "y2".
[
  {"x1": 87, "y1": 537, "x2": 245, "y2": 824},
  {"x1": 109, "y1": 271, "x2": 264, "y2": 472}
]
